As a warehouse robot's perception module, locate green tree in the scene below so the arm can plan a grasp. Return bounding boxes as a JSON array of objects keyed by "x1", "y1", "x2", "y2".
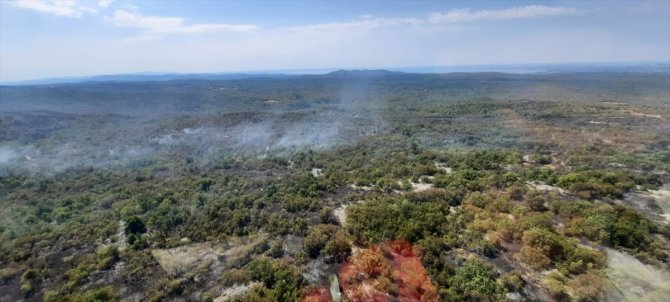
[{"x1": 125, "y1": 216, "x2": 146, "y2": 235}]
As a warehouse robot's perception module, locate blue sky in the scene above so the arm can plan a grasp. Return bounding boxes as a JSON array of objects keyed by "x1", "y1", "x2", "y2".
[{"x1": 1, "y1": 0, "x2": 669, "y2": 81}]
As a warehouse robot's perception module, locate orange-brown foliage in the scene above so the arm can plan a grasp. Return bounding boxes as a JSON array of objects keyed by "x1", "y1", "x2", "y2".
[
  {"x1": 302, "y1": 287, "x2": 332, "y2": 302},
  {"x1": 339, "y1": 240, "x2": 438, "y2": 302}
]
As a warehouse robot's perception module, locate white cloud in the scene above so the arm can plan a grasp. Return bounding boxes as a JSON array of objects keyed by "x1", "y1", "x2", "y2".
[
  {"x1": 11, "y1": 0, "x2": 97, "y2": 18},
  {"x1": 281, "y1": 5, "x2": 578, "y2": 33},
  {"x1": 108, "y1": 9, "x2": 258, "y2": 35},
  {"x1": 429, "y1": 5, "x2": 579, "y2": 23},
  {"x1": 98, "y1": 0, "x2": 113, "y2": 8},
  {"x1": 281, "y1": 17, "x2": 424, "y2": 32}
]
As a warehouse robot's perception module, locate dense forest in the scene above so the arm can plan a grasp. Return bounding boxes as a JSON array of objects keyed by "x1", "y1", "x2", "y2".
[{"x1": 1, "y1": 71, "x2": 669, "y2": 301}]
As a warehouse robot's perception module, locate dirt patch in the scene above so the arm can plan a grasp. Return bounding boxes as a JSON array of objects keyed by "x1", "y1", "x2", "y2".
[
  {"x1": 619, "y1": 109, "x2": 662, "y2": 119},
  {"x1": 599, "y1": 101, "x2": 627, "y2": 105},
  {"x1": 282, "y1": 234, "x2": 304, "y2": 257},
  {"x1": 604, "y1": 248, "x2": 670, "y2": 301},
  {"x1": 112, "y1": 220, "x2": 127, "y2": 251},
  {"x1": 349, "y1": 184, "x2": 372, "y2": 191},
  {"x1": 303, "y1": 258, "x2": 330, "y2": 284},
  {"x1": 526, "y1": 181, "x2": 566, "y2": 194},
  {"x1": 621, "y1": 184, "x2": 670, "y2": 224},
  {"x1": 647, "y1": 187, "x2": 670, "y2": 222},
  {"x1": 151, "y1": 233, "x2": 268, "y2": 276},
  {"x1": 311, "y1": 168, "x2": 324, "y2": 177},
  {"x1": 435, "y1": 162, "x2": 452, "y2": 174},
  {"x1": 410, "y1": 182, "x2": 434, "y2": 192},
  {"x1": 214, "y1": 282, "x2": 262, "y2": 302},
  {"x1": 334, "y1": 205, "x2": 348, "y2": 226}
]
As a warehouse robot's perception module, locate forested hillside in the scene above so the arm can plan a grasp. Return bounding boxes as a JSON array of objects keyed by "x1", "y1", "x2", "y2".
[{"x1": 1, "y1": 71, "x2": 669, "y2": 301}]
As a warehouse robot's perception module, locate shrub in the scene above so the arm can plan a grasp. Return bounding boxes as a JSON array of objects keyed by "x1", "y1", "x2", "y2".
[
  {"x1": 322, "y1": 230, "x2": 351, "y2": 262},
  {"x1": 20, "y1": 282, "x2": 33, "y2": 296},
  {"x1": 565, "y1": 247, "x2": 606, "y2": 274},
  {"x1": 127, "y1": 233, "x2": 149, "y2": 250},
  {"x1": 353, "y1": 248, "x2": 391, "y2": 278},
  {"x1": 220, "y1": 269, "x2": 252, "y2": 286},
  {"x1": 521, "y1": 213, "x2": 553, "y2": 231},
  {"x1": 611, "y1": 206, "x2": 651, "y2": 248},
  {"x1": 79, "y1": 286, "x2": 119, "y2": 302},
  {"x1": 268, "y1": 241, "x2": 284, "y2": 258},
  {"x1": 543, "y1": 273, "x2": 568, "y2": 300},
  {"x1": 526, "y1": 194, "x2": 547, "y2": 211},
  {"x1": 319, "y1": 207, "x2": 337, "y2": 224},
  {"x1": 201, "y1": 292, "x2": 213, "y2": 302},
  {"x1": 168, "y1": 279, "x2": 184, "y2": 295},
  {"x1": 449, "y1": 258, "x2": 503, "y2": 301},
  {"x1": 125, "y1": 216, "x2": 147, "y2": 235},
  {"x1": 198, "y1": 178, "x2": 214, "y2": 191},
  {"x1": 520, "y1": 228, "x2": 566, "y2": 269},
  {"x1": 246, "y1": 258, "x2": 305, "y2": 301},
  {"x1": 556, "y1": 171, "x2": 634, "y2": 199},
  {"x1": 21, "y1": 269, "x2": 39, "y2": 282},
  {"x1": 304, "y1": 224, "x2": 338, "y2": 258},
  {"x1": 499, "y1": 272, "x2": 524, "y2": 292},
  {"x1": 567, "y1": 272, "x2": 604, "y2": 302}
]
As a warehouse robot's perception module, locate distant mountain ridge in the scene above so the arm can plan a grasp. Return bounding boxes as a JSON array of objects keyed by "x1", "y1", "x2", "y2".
[
  {"x1": 1, "y1": 73, "x2": 294, "y2": 86},
  {"x1": 3, "y1": 62, "x2": 669, "y2": 86},
  {"x1": 326, "y1": 69, "x2": 404, "y2": 77}
]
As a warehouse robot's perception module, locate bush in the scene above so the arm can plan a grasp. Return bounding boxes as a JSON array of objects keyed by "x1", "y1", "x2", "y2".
[
  {"x1": 543, "y1": 273, "x2": 568, "y2": 300},
  {"x1": 201, "y1": 292, "x2": 213, "y2": 302},
  {"x1": 556, "y1": 171, "x2": 634, "y2": 199},
  {"x1": 304, "y1": 224, "x2": 338, "y2": 258},
  {"x1": 125, "y1": 216, "x2": 147, "y2": 235},
  {"x1": 127, "y1": 233, "x2": 149, "y2": 250},
  {"x1": 499, "y1": 272, "x2": 524, "y2": 292},
  {"x1": 198, "y1": 178, "x2": 214, "y2": 191},
  {"x1": 567, "y1": 272, "x2": 604, "y2": 302},
  {"x1": 167, "y1": 279, "x2": 183, "y2": 295},
  {"x1": 346, "y1": 197, "x2": 449, "y2": 244},
  {"x1": 268, "y1": 241, "x2": 284, "y2": 258},
  {"x1": 21, "y1": 269, "x2": 39, "y2": 282},
  {"x1": 220, "y1": 269, "x2": 252, "y2": 286},
  {"x1": 565, "y1": 247, "x2": 606, "y2": 274},
  {"x1": 20, "y1": 282, "x2": 33, "y2": 296},
  {"x1": 526, "y1": 193, "x2": 548, "y2": 211},
  {"x1": 611, "y1": 206, "x2": 651, "y2": 248},
  {"x1": 520, "y1": 228, "x2": 566, "y2": 269},
  {"x1": 246, "y1": 258, "x2": 305, "y2": 301},
  {"x1": 322, "y1": 230, "x2": 351, "y2": 262},
  {"x1": 79, "y1": 286, "x2": 119, "y2": 302},
  {"x1": 521, "y1": 213, "x2": 553, "y2": 231},
  {"x1": 319, "y1": 207, "x2": 337, "y2": 224},
  {"x1": 448, "y1": 258, "x2": 503, "y2": 301},
  {"x1": 352, "y1": 248, "x2": 391, "y2": 278}
]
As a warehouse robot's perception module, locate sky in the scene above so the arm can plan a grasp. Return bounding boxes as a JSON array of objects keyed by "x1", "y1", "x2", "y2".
[{"x1": 0, "y1": 0, "x2": 669, "y2": 82}]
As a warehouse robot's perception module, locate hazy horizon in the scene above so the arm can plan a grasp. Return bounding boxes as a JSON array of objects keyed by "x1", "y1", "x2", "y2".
[{"x1": 3, "y1": 61, "x2": 670, "y2": 86}]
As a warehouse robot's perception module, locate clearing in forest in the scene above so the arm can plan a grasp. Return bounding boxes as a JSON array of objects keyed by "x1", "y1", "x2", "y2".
[{"x1": 151, "y1": 233, "x2": 268, "y2": 276}]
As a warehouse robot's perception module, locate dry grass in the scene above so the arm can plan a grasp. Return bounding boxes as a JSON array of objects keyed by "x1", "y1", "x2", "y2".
[
  {"x1": 604, "y1": 248, "x2": 670, "y2": 301},
  {"x1": 151, "y1": 233, "x2": 268, "y2": 276}
]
